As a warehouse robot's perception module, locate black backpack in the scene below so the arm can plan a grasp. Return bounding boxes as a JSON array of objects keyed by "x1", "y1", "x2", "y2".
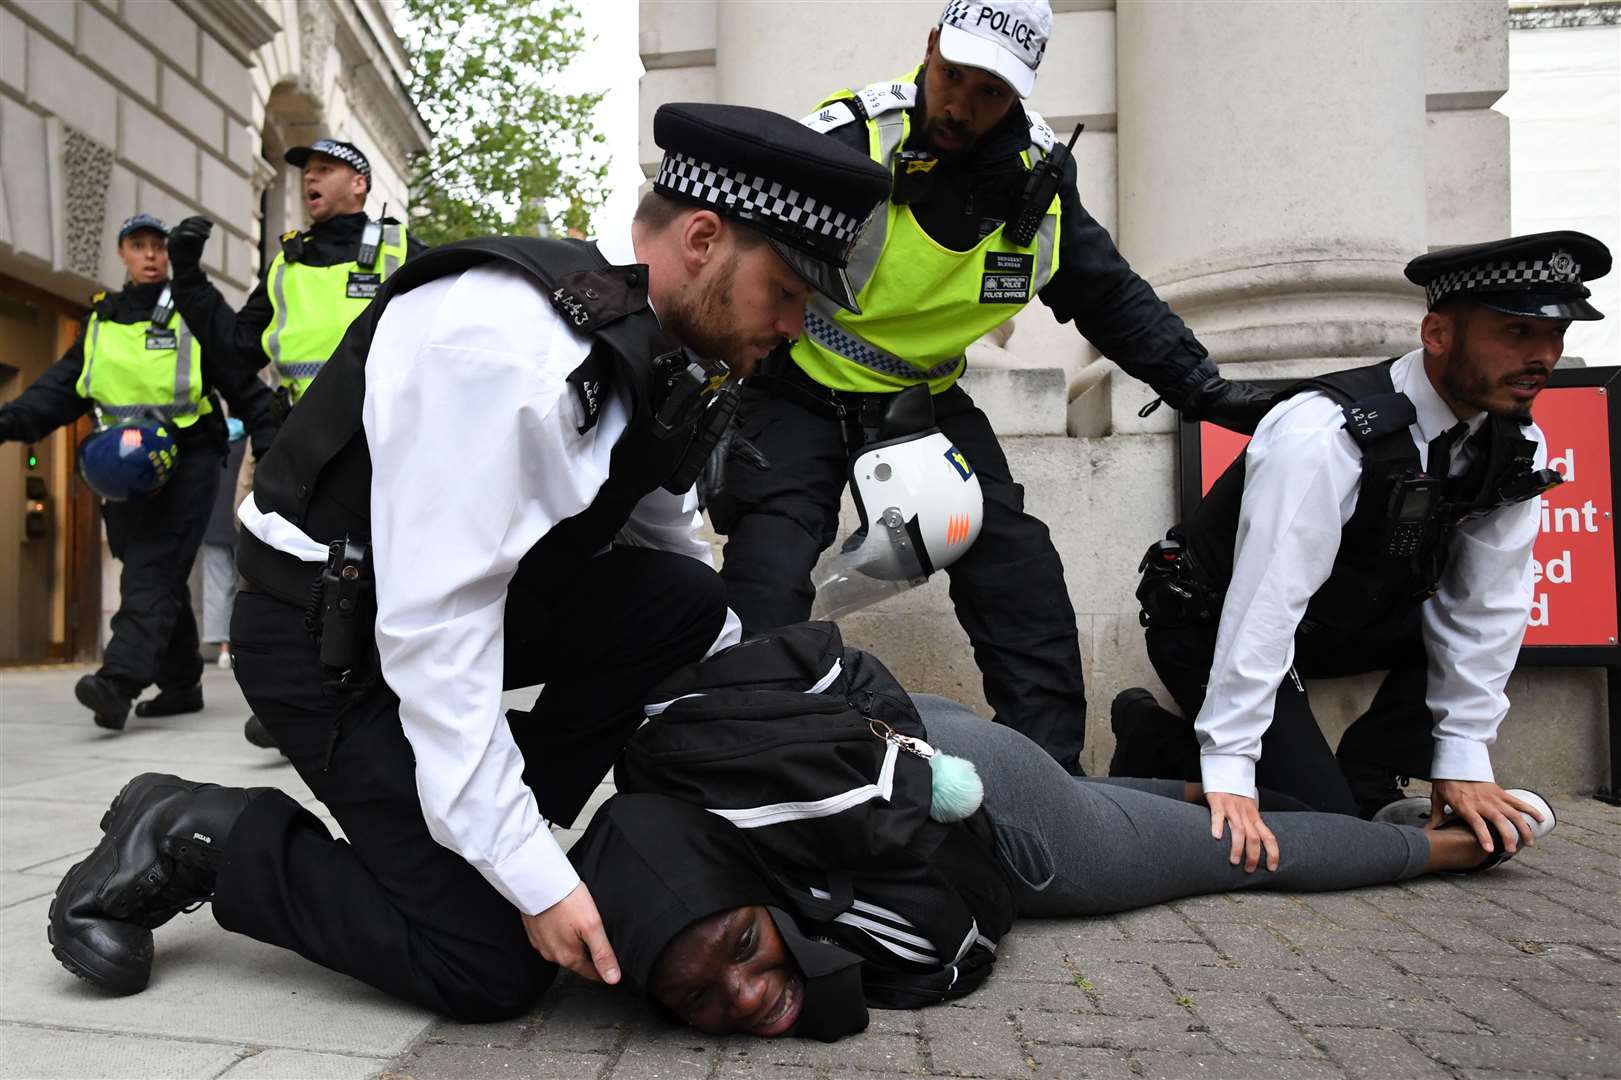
[{"x1": 615, "y1": 621, "x2": 1016, "y2": 1008}]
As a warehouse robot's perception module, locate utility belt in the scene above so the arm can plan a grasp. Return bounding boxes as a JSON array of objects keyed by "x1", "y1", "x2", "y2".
[
  {"x1": 239, "y1": 530, "x2": 376, "y2": 679},
  {"x1": 752, "y1": 353, "x2": 931, "y2": 451},
  {"x1": 1134, "y1": 529, "x2": 1223, "y2": 629}
]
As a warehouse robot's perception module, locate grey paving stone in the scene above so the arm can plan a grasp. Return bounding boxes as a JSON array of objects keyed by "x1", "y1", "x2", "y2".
[
  {"x1": 1018, "y1": 1011, "x2": 1223, "y2": 1054},
  {"x1": 989, "y1": 933, "x2": 1088, "y2": 983},
  {"x1": 739, "y1": 1031, "x2": 922, "y2": 1073},
  {"x1": 1198, "y1": 923, "x2": 1313, "y2": 970},
  {"x1": 608, "y1": 1043, "x2": 717, "y2": 1080},
  {"x1": 709, "y1": 1062, "x2": 817, "y2": 1080},
  {"x1": 1413, "y1": 1031, "x2": 1619, "y2": 1075},
  {"x1": 1307, "y1": 1027, "x2": 1454, "y2": 1080},
  {"x1": 216, "y1": 1049, "x2": 391, "y2": 1079},
  {"x1": 1375, "y1": 948, "x2": 1569, "y2": 981},
  {"x1": 525, "y1": 985, "x2": 642, "y2": 1053},
  {"x1": 0, "y1": 1023, "x2": 244, "y2": 1079},
  {"x1": 1515, "y1": 976, "x2": 1621, "y2": 1014},
  {"x1": 1294, "y1": 894, "x2": 1401, "y2": 931},
  {"x1": 426, "y1": 1014, "x2": 535, "y2": 1049},
  {"x1": 392, "y1": 1043, "x2": 610, "y2": 1080},
  {"x1": 1026, "y1": 1043, "x2": 1136, "y2": 1079},
  {"x1": 980, "y1": 978, "x2": 1097, "y2": 1015},
  {"x1": 1273, "y1": 992, "x2": 1477, "y2": 1033},
  {"x1": 1113, "y1": 905, "x2": 1203, "y2": 942},
  {"x1": 1187, "y1": 992, "x2": 1325, "y2": 1058},
  {"x1": 1157, "y1": 962, "x2": 1335, "y2": 996},
  {"x1": 1089, "y1": 939, "x2": 1227, "y2": 968},
  {"x1": 1415, "y1": 976, "x2": 1587, "y2": 1038},
  {"x1": 920, "y1": 1004, "x2": 1031, "y2": 1077},
  {"x1": 1130, "y1": 1051, "x2": 1348, "y2": 1080}
]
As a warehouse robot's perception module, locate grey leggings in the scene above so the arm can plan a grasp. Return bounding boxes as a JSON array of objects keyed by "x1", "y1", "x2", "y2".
[{"x1": 913, "y1": 695, "x2": 1431, "y2": 917}]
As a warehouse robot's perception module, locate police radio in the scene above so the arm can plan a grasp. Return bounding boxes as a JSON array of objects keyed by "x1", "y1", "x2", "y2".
[
  {"x1": 652, "y1": 349, "x2": 730, "y2": 438},
  {"x1": 1381, "y1": 476, "x2": 1443, "y2": 559},
  {"x1": 150, "y1": 285, "x2": 175, "y2": 326},
  {"x1": 1006, "y1": 123, "x2": 1083, "y2": 246},
  {"x1": 357, "y1": 203, "x2": 387, "y2": 268},
  {"x1": 663, "y1": 380, "x2": 744, "y2": 495}
]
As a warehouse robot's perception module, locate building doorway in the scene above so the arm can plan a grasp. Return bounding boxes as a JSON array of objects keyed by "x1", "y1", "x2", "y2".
[{"x1": 0, "y1": 273, "x2": 100, "y2": 665}]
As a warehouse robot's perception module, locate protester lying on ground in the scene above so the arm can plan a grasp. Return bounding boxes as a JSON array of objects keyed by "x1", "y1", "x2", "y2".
[{"x1": 569, "y1": 623, "x2": 1554, "y2": 1041}]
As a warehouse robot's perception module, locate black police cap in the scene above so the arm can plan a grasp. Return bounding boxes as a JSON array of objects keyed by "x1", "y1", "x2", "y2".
[
  {"x1": 284, "y1": 139, "x2": 373, "y2": 185},
  {"x1": 652, "y1": 102, "x2": 892, "y2": 313},
  {"x1": 117, "y1": 213, "x2": 168, "y2": 241},
  {"x1": 1406, "y1": 230, "x2": 1610, "y2": 322}
]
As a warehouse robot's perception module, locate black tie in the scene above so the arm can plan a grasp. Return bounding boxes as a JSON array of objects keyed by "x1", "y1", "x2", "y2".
[{"x1": 1426, "y1": 422, "x2": 1469, "y2": 479}]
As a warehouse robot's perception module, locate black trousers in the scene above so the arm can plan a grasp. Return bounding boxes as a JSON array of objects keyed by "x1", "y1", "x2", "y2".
[
  {"x1": 712, "y1": 378, "x2": 1088, "y2": 772},
  {"x1": 217, "y1": 546, "x2": 727, "y2": 1020},
  {"x1": 1133, "y1": 584, "x2": 1436, "y2": 817},
  {"x1": 99, "y1": 436, "x2": 223, "y2": 694}
]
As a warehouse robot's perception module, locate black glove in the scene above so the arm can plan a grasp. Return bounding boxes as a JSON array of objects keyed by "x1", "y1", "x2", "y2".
[
  {"x1": 167, "y1": 215, "x2": 214, "y2": 278},
  {"x1": 1182, "y1": 376, "x2": 1276, "y2": 436}
]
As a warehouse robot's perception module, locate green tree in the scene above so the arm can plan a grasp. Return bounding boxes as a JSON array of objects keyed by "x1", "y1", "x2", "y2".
[{"x1": 399, "y1": 0, "x2": 609, "y2": 245}]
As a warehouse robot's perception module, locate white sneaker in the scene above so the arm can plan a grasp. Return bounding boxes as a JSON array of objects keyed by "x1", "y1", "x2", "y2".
[
  {"x1": 1446, "y1": 787, "x2": 1557, "y2": 872},
  {"x1": 1372, "y1": 795, "x2": 1433, "y2": 829},
  {"x1": 217, "y1": 651, "x2": 232, "y2": 670}
]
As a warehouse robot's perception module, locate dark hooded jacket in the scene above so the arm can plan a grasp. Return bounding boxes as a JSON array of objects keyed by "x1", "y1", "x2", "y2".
[{"x1": 570, "y1": 794, "x2": 871, "y2": 1042}]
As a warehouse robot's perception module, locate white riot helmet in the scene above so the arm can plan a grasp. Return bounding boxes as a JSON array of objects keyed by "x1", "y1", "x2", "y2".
[{"x1": 811, "y1": 426, "x2": 984, "y2": 621}]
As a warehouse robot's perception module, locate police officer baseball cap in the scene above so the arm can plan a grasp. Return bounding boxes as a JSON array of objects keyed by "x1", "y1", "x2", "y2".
[
  {"x1": 651, "y1": 102, "x2": 892, "y2": 313},
  {"x1": 284, "y1": 139, "x2": 373, "y2": 188},
  {"x1": 937, "y1": 0, "x2": 1052, "y2": 98},
  {"x1": 1405, "y1": 231, "x2": 1611, "y2": 321},
  {"x1": 117, "y1": 213, "x2": 169, "y2": 241}
]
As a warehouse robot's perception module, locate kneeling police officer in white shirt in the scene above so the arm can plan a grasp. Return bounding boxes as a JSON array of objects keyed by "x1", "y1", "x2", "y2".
[{"x1": 47, "y1": 103, "x2": 893, "y2": 1022}]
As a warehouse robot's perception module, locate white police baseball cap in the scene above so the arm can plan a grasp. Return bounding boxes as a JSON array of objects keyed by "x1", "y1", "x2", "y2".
[{"x1": 936, "y1": 0, "x2": 1052, "y2": 98}]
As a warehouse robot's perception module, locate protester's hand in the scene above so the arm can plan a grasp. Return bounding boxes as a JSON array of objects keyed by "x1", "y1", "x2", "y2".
[
  {"x1": 522, "y1": 882, "x2": 621, "y2": 984},
  {"x1": 1429, "y1": 779, "x2": 1543, "y2": 856},
  {"x1": 167, "y1": 216, "x2": 214, "y2": 276},
  {"x1": 1207, "y1": 791, "x2": 1279, "y2": 873}
]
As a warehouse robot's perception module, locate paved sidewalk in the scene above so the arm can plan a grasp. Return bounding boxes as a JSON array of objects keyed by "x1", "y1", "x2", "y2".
[{"x1": 2, "y1": 666, "x2": 1618, "y2": 1080}]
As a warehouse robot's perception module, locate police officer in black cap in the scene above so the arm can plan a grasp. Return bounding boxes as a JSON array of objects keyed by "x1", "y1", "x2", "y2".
[
  {"x1": 0, "y1": 214, "x2": 278, "y2": 729},
  {"x1": 1110, "y1": 230, "x2": 1609, "y2": 873},
  {"x1": 48, "y1": 104, "x2": 893, "y2": 1022},
  {"x1": 160, "y1": 138, "x2": 427, "y2": 748}
]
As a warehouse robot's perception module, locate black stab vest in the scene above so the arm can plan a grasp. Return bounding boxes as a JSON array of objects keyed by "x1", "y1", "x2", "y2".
[
  {"x1": 1181, "y1": 359, "x2": 1544, "y2": 633},
  {"x1": 239, "y1": 236, "x2": 694, "y2": 606}
]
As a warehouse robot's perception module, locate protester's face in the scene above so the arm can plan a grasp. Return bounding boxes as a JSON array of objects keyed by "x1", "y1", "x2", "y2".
[
  {"x1": 651, "y1": 905, "x2": 804, "y2": 1037},
  {"x1": 918, "y1": 28, "x2": 1018, "y2": 156},
  {"x1": 663, "y1": 228, "x2": 809, "y2": 379},
  {"x1": 118, "y1": 231, "x2": 169, "y2": 284},
  {"x1": 1424, "y1": 305, "x2": 1568, "y2": 421},
  {"x1": 301, "y1": 155, "x2": 367, "y2": 223}
]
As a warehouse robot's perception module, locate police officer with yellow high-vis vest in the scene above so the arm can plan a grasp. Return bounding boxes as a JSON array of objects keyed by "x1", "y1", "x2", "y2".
[
  {"x1": 167, "y1": 138, "x2": 423, "y2": 412},
  {"x1": 709, "y1": 0, "x2": 1273, "y2": 774},
  {"x1": 0, "y1": 214, "x2": 279, "y2": 729},
  {"x1": 163, "y1": 139, "x2": 422, "y2": 749}
]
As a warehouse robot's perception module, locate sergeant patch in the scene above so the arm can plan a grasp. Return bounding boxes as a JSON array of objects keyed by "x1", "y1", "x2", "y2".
[
  {"x1": 1339, "y1": 392, "x2": 1417, "y2": 447},
  {"x1": 980, "y1": 252, "x2": 1033, "y2": 303},
  {"x1": 346, "y1": 271, "x2": 381, "y2": 299}
]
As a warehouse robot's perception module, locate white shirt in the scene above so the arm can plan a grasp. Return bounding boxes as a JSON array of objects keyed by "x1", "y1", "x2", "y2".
[
  {"x1": 1197, "y1": 349, "x2": 1546, "y2": 800},
  {"x1": 239, "y1": 222, "x2": 741, "y2": 914}
]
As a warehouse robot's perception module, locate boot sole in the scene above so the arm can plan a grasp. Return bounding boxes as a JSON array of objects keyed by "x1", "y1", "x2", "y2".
[
  {"x1": 133, "y1": 701, "x2": 204, "y2": 718},
  {"x1": 45, "y1": 777, "x2": 157, "y2": 995}
]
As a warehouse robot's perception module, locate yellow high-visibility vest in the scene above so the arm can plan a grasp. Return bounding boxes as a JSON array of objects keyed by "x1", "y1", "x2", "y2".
[{"x1": 76, "y1": 302, "x2": 211, "y2": 427}]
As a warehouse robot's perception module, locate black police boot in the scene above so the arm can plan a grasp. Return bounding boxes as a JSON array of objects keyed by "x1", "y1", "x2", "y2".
[
  {"x1": 242, "y1": 715, "x2": 279, "y2": 750},
  {"x1": 133, "y1": 684, "x2": 204, "y2": 718},
  {"x1": 75, "y1": 674, "x2": 135, "y2": 731},
  {"x1": 1108, "y1": 687, "x2": 1200, "y2": 780},
  {"x1": 48, "y1": 773, "x2": 265, "y2": 994}
]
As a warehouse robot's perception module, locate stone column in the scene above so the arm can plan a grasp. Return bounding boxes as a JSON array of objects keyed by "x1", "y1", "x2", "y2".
[{"x1": 1112, "y1": 0, "x2": 1431, "y2": 429}]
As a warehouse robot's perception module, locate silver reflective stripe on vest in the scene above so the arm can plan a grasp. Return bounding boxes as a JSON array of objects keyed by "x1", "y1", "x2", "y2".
[
  {"x1": 80, "y1": 315, "x2": 105, "y2": 397},
  {"x1": 265, "y1": 257, "x2": 290, "y2": 367},
  {"x1": 381, "y1": 224, "x2": 402, "y2": 278},
  {"x1": 276, "y1": 361, "x2": 326, "y2": 381},
  {"x1": 803, "y1": 308, "x2": 964, "y2": 381},
  {"x1": 1031, "y1": 211, "x2": 1059, "y2": 294}
]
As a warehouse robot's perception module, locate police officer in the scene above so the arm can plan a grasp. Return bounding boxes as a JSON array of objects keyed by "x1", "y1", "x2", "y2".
[
  {"x1": 1112, "y1": 231, "x2": 1610, "y2": 870},
  {"x1": 0, "y1": 215, "x2": 278, "y2": 728},
  {"x1": 48, "y1": 105, "x2": 892, "y2": 1021},
  {"x1": 709, "y1": 0, "x2": 1270, "y2": 775},
  {"x1": 163, "y1": 138, "x2": 424, "y2": 748}
]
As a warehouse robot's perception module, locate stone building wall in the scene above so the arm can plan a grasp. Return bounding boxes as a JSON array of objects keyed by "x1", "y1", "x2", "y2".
[
  {"x1": 0, "y1": 0, "x2": 427, "y2": 658},
  {"x1": 641, "y1": 0, "x2": 1611, "y2": 788}
]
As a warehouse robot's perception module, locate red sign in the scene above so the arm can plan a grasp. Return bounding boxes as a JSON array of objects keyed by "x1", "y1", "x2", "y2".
[{"x1": 1192, "y1": 383, "x2": 1618, "y2": 650}]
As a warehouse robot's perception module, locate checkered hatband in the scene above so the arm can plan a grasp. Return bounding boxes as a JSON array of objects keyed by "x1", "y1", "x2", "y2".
[
  {"x1": 310, "y1": 140, "x2": 371, "y2": 179},
  {"x1": 654, "y1": 151, "x2": 864, "y2": 259},
  {"x1": 1426, "y1": 249, "x2": 1583, "y2": 307}
]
